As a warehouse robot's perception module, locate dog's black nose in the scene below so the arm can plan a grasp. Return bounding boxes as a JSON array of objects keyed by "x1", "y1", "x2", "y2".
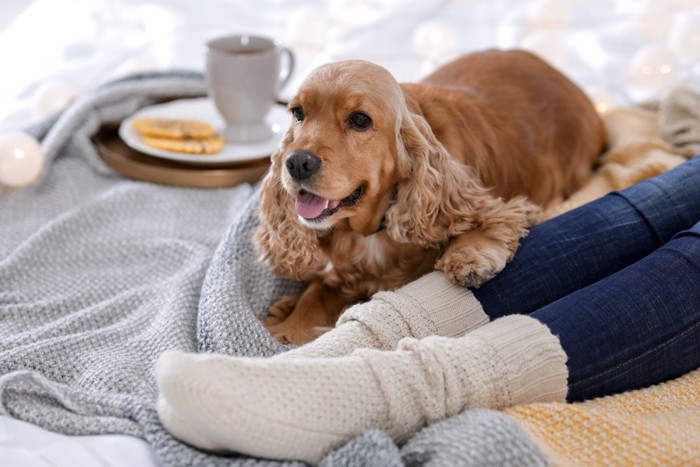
[{"x1": 286, "y1": 150, "x2": 321, "y2": 181}]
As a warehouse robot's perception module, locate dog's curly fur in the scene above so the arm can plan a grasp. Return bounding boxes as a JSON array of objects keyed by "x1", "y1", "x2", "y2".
[{"x1": 255, "y1": 49, "x2": 605, "y2": 344}]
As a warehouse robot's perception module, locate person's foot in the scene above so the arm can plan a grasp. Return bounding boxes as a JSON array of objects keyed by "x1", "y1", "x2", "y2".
[{"x1": 156, "y1": 315, "x2": 567, "y2": 463}]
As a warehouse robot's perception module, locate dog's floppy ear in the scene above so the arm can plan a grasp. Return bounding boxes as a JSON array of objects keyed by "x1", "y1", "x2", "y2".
[
  {"x1": 386, "y1": 111, "x2": 538, "y2": 248},
  {"x1": 253, "y1": 128, "x2": 326, "y2": 281}
]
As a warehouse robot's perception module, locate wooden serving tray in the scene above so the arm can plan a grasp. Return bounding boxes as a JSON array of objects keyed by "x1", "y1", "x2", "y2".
[{"x1": 95, "y1": 126, "x2": 270, "y2": 188}]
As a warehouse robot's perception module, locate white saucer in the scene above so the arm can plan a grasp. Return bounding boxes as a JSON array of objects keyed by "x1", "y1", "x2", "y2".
[{"x1": 119, "y1": 98, "x2": 290, "y2": 165}]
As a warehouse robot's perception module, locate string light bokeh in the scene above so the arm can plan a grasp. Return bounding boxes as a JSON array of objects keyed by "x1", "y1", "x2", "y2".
[{"x1": 1, "y1": 0, "x2": 698, "y2": 190}]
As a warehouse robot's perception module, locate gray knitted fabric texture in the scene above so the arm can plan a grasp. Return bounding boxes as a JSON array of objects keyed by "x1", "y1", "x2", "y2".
[{"x1": 0, "y1": 73, "x2": 547, "y2": 466}]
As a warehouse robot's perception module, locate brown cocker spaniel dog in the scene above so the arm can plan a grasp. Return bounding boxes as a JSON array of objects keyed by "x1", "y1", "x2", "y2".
[{"x1": 255, "y1": 49, "x2": 605, "y2": 344}]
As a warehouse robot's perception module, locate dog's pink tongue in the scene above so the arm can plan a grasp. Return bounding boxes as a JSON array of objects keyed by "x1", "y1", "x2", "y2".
[
  {"x1": 296, "y1": 192, "x2": 342, "y2": 219},
  {"x1": 296, "y1": 192, "x2": 328, "y2": 219}
]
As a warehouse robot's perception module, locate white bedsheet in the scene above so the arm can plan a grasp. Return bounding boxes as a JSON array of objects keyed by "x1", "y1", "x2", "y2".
[
  {"x1": 0, "y1": 1, "x2": 698, "y2": 466},
  {"x1": 0, "y1": 416, "x2": 158, "y2": 467}
]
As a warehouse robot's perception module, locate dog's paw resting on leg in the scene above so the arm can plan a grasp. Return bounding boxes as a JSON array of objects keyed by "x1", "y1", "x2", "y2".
[{"x1": 436, "y1": 197, "x2": 541, "y2": 287}]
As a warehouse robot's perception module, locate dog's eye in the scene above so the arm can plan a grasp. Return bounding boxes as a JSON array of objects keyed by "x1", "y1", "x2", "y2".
[
  {"x1": 348, "y1": 112, "x2": 372, "y2": 131},
  {"x1": 291, "y1": 106, "x2": 305, "y2": 123}
]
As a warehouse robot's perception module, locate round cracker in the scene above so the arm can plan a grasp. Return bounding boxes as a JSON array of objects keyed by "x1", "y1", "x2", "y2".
[
  {"x1": 142, "y1": 135, "x2": 225, "y2": 155},
  {"x1": 132, "y1": 118, "x2": 216, "y2": 140}
]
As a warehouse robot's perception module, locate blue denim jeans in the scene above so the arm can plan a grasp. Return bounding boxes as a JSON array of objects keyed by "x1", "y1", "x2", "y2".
[
  {"x1": 472, "y1": 156, "x2": 700, "y2": 400},
  {"x1": 533, "y1": 223, "x2": 700, "y2": 401},
  {"x1": 474, "y1": 156, "x2": 700, "y2": 318}
]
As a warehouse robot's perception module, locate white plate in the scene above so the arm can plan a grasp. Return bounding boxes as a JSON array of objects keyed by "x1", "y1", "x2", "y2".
[{"x1": 119, "y1": 98, "x2": 289, "y2": 165}]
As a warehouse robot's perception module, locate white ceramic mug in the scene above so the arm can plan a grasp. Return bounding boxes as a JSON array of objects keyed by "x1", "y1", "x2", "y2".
[{"x1": 206, "y1": 34, "x2": 294, "y2": 143}]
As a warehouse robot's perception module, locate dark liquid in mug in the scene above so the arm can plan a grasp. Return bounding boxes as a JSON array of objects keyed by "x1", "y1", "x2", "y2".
[{"x1": 224, "y1": 48, "x2": 269, "y2": 55}]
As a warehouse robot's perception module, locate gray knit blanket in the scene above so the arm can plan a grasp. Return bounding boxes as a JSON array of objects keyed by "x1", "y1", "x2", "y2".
[{"x1": 0, "y1": 73, "x2": 546, "y2": 466}]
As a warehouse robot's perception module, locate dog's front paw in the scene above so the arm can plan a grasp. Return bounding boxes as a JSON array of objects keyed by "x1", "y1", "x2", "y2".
[
  {"x1": 264, "y1": 295, "x2": 298, "y2": 327},
  {"x1": 266, "y1": 320, "x2": 319, "y2": 345},
  {"x1": 264, "y1": 296, "x2": 321, "y2": 344},
  {"x1": 436, "y1": 242, "x2": 512, "y2": 288}
]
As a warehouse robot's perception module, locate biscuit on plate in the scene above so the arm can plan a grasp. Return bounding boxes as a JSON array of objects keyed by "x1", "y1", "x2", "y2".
[
  {"x1": 132, "y1": 117, "x2": 216, "y2": 140},
  {"x1": 141, "y1": 135, "x2": 225, "y2": 155}
]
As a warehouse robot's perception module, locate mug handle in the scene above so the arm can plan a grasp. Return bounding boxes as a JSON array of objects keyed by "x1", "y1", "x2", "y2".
[{"x1": 278, "y1": 47, "x2": 295, "y2": 91}]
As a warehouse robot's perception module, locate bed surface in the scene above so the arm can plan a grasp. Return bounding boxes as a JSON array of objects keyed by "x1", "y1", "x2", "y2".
[{"x1": 0, "y1": 416, "x2": 157, "y2": 467}]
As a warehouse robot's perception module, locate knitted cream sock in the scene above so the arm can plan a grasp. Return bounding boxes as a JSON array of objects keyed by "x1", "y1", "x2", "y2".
[
  {"x1": 156, "y1": 315, "x2": 567, "y2": 464},
  {"x1": 277, "y1": 271, "x2": 489, "y2": 358}
]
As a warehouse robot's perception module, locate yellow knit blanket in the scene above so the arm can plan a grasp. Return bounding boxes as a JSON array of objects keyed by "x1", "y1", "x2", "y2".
[{"x1": 506, "y1": 368, "x2": 700, "y2": 466}]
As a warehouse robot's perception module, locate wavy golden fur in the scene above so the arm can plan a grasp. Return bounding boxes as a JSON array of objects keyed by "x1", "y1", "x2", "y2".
[{"x1": 254, "y1": 49, "x2": 605, "y2": 344}]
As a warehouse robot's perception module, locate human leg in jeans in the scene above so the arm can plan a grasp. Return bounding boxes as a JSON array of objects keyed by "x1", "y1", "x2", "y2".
[
  {"x1": 532, "y1": 222, "x2": 700, "y2": 401},
  {"x1": 475, "y1": 154, "x2": 700, "y2": 318},
  {"x1": 277, "y1": 156, "x2": 700, "y2": 358},
  {"x1": 155, "y1": 220, "x2": 700, "y2": 463}
]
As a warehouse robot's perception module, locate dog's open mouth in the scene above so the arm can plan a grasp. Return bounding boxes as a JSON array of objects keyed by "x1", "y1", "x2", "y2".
[{"x1": 295, "y1": 186, "x2": 364, "y2": 221}]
